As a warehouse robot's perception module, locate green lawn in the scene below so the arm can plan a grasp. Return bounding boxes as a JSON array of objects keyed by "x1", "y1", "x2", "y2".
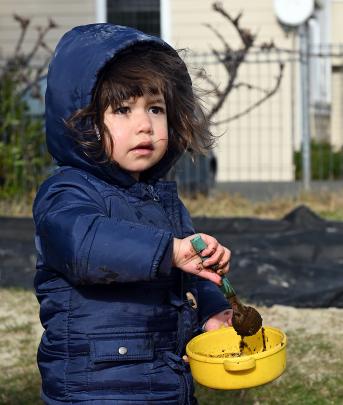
[{"x1": 1, "y1": 288, "x2": 342, "y2": 405}]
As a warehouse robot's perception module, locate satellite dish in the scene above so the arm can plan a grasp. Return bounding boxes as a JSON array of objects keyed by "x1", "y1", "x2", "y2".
[{"x1": 274, "y1": 0, "x2": 314, "y2": 27}]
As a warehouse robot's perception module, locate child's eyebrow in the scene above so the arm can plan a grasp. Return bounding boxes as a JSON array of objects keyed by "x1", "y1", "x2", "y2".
[
  {"x1": 146, "y1": 97, "x2": 165, "y2": 104},
  {"x1": 123, "y1": 96, "x2": 166, "y2": 105}
]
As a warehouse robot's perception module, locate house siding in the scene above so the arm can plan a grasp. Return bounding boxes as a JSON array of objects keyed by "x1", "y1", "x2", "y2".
[
  {"x1": 171, "y1": 0, "x2": 295, "y2": 181},
  {"x1": 0, "y1": 0, "x2": 95, "y2": 60},
  {"x1": 170, "y1": 0, "x2": 291, "y2": 51}
]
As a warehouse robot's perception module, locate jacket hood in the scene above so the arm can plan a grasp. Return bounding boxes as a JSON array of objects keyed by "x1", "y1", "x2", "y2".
[{"x1": 45, "y1": 24, "x2": 188, "y2": 187}]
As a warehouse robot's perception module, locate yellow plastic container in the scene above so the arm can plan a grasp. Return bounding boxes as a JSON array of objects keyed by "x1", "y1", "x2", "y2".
[{"x1": 186, "y1": 326, "x2": 287, "y2": 390}]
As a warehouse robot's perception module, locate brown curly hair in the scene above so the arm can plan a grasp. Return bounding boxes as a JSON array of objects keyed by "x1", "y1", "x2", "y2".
[{"x1": 65, "y1": 42, "x2": 215, "y2": 163}]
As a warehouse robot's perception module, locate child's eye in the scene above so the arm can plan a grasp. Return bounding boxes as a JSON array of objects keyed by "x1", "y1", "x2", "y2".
[
  {"x1": 115, "y1": 106, "x2": 130, "y2": 114},
  {"x1": 149, "y1": 106, "x2": 165, "y2": 114}
]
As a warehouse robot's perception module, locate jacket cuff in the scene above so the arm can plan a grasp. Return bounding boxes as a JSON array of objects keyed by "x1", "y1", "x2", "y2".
[
  {"x1": 196, "y1": 280, "x2": 230, "y2": 326},
  {"x1": 152, "y1": 233, "x2": 173, "y2": 278}
]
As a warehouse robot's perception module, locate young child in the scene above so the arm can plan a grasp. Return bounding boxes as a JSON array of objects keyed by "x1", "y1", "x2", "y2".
[{"x1": 33, "y1": 24, "x2": 232, "y2": 405}]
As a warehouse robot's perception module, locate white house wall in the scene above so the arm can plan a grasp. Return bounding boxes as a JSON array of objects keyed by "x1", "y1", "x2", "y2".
[
  {"x1": 171, "y1": 0, "x2": 296, "y2": 181},
  {"x1": 0, "y1": 0, "x2": 95, "y2": 60}
]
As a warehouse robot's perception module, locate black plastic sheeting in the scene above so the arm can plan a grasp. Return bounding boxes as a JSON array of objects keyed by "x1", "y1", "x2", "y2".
[
  {"x1": 193, "y1": 205, "x2": 343, "y2": 308},
  {"x1": 0, "y1": 216, "x2": 36, "y2": 290},
  {"x1": 1, "y1": 205, "x2": 342, "y2": 307}
]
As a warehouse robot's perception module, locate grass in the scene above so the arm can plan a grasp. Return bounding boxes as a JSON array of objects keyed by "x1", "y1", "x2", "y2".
[
  {"x1": 182, "y1": 190, "x2": 343, "y2": 221},
  {"x1": 1, "y1": 189, "x2": 343, "y2": 220},
  {"x1": 0, "y1": 288, "x2": 342, "y2": 405},
  {"x1": 0, "y1": 195, "x2": 34, "y2": 218},
  {"x1": 195, "y1": 332, "x2": 343, "y2": 405},
  {"x1": 0, "y1": 288, "x2": 43, "y2": 405}
]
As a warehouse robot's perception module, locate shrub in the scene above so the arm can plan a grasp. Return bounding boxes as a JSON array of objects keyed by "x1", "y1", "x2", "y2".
[
  {"x1": 0, "y1": 15, "x2": 57, "y2": 198},
  {"x1": 294, "y1": 141, "x2": 343, "y2": 180},
  {"x1": 0, "y1": 70, "x2": 50, "y2": 197}
]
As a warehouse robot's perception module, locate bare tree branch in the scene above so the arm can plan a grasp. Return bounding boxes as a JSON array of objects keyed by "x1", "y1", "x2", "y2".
[
  {"x1": 25, "y1": 18, "x2": 57, "y2": 66},
  {"x1": 232, "y1": 81, "x2": 271, "y2": 95},
  {"x1": 1, "y1": 15, "x2": 58, "y2": 101},
  {"x1": 204, "y1": 23, "x2": 232, "y2": 54},
  {"x1": 212, "y1": 2, "x2": 255, "y2": 49},
  {"x1": 213, "y1": 63, "x2": 284, "y2": 125},
  {"x1": 202, "y1": 2, "x2": 284, "y2": 124},
  {"x1": 13, "y1": 14, "x2": 30, "y2": 57}
]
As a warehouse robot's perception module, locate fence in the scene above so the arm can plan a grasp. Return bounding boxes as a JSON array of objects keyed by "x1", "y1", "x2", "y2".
[
  {"x1": 1, "y1": 45, "x2": 343, "y2": 198},
  {"x1": 174, "y1": 45, "x2": 343, "y2": 196}
]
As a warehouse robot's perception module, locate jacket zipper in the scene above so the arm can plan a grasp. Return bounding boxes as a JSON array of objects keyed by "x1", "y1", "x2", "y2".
[{"x1": 146, "y1": 184, "x2": 160, "y2": 201}]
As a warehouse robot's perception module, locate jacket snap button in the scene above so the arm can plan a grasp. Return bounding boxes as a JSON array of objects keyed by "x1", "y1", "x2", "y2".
[{"x1": 118, "y1": 346, "x2": 128, "y2": 355}]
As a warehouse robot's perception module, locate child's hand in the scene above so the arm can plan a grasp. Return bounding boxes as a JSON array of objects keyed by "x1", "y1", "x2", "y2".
[
  {"x1": 203, "y1": 309, "x2": 233, "y2": 332},
  {"x1": 172, "y1": 233, "x2": 231, "y2": 285}
]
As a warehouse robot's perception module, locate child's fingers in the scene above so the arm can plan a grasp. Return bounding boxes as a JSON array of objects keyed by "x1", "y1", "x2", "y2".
[
  {"x1": 203, "y1": 245, "x2": 225, "y2": 267},
  {"x1": 216, "y1": 247, "x2": 231, "y2": 275},
  {"x1": 200, "y1": 238, "x2": 218, "y2": 258},
  {"x1": 225, "y1": 310, "x2": 233, "y2": 326},
  {"x1": 217, "y1": 262, "x2": 230, "y2": 276},
  {"x1": 190, "y1": 234, "x2": 231, "y2": 281},
  {"x1": 195, "y1": 266, "x2": 222, "y2": 285},
  {"x1": 203, "y1": 246, "x2": 231, "y2": 274}
]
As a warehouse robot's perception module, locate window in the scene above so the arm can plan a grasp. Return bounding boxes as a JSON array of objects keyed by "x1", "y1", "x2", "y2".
[{"x1": 107, "y1": 0, "x2": 160, "y2": 37}]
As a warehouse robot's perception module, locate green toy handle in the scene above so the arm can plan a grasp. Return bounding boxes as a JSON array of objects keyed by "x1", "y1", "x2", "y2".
[
  {"x1": 190, "y1": 234, "x2": 236, "y2": 298},
  {"x1": 221, "y1": 277, "x2": 236, "y2": 298}
]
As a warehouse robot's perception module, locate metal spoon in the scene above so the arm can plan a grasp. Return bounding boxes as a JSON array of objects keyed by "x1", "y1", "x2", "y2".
[{"x1": 191, "y1": 234, "x2": 262, "y2": 336}]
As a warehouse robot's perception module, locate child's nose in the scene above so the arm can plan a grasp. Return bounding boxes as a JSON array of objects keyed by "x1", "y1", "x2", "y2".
[{"x1": 136, "y1": 111, "x2": 153, "y2": 134}]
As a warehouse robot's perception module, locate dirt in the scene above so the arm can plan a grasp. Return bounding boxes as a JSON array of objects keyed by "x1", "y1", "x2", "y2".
[
  {"x1": 261, "y1": 327, "x2": 266, "y2": 351},
  {"x1": 0, "y1": 289, "x2": 342, "y2": 385},
  {"x1": 230, "y1": 298, "x2": 262, "y2": 337},
  {"x1": 256, "y1": 304, "x2": 343, "y2": 335}
]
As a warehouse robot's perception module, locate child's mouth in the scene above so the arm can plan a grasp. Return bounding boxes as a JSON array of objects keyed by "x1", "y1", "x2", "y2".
[{"x1": 131, "y1": 142, "x2": 154, "y2": 155}]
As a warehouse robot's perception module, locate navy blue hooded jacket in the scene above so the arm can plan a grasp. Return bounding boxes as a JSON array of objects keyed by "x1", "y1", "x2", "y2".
[{"x1": 33, "y1": 24, "x2": 229, "y2": 405}]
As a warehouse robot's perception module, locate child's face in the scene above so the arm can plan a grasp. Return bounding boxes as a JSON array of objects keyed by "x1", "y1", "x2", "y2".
[{"x1": 103, "y1": 94, "x2": 168, "y2": 180}]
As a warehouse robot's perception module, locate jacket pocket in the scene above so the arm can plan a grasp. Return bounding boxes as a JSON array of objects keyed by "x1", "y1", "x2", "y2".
[
  {"x1": 89, "y1": 332, "x2": 154, "y2": 363},
  {"x1": 87, "y1": 332, "x2": 153, "y2": 393}
]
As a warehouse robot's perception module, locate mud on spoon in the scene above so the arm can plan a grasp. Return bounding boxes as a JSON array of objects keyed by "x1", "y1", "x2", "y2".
[{"x1": 191, "y1": 234, "x2": 262, "y2": 337}]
